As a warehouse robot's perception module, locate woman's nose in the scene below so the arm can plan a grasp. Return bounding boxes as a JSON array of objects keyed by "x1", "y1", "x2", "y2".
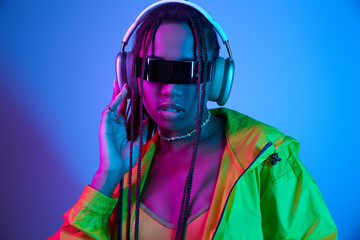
[{"x1": 160, "y1": 83, "x2": 181, "y2": 97}]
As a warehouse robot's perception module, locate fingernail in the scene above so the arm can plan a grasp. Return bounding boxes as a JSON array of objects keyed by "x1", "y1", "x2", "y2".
[{"x1": 123, "y1": 83, "x2": 129, "y2": 92}]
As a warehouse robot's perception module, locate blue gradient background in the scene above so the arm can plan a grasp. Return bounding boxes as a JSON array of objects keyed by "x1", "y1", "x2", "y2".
[{"x1": 0, "y1": 0, "x2": 359, "y2": 239}]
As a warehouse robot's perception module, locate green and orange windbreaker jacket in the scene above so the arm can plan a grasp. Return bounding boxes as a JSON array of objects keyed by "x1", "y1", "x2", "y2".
[{"x1": 50, "y1": 107, "x2": 338, "y2": 239}]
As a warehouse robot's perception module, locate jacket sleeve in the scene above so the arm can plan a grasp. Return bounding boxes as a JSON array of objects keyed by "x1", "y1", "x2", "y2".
[
  {"x1": 260, "y1": 138, "x2": 338, "y2": 240},
  {"x1": 48, "y1": 185, "x2": 118, "y2": 240}
]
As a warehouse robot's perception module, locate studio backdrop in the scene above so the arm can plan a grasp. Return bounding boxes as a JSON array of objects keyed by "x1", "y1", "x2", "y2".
[{"x1": 0, "y1": 0, "x2": 359, "y2": 239}]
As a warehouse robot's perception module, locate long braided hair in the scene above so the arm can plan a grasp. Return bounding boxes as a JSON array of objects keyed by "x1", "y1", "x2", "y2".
[{"x1": 120, "y1": 3, "x2": 220, "y2": 240}]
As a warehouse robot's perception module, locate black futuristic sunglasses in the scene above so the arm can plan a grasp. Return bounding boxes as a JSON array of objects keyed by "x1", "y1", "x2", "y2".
[{"x1": 136, "y1": 57, "x2": 213, "y2": 84}]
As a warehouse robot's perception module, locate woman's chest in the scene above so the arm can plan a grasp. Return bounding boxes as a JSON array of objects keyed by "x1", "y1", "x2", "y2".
[{"x1": 141, "y1": 144, "x2": 225, "y2": 226}]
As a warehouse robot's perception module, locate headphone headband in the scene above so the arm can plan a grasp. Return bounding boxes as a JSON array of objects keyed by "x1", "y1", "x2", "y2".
[
  {"x1": 121, "y1": 0, "x2": 232, "y2": 58},
  {"x1": 116, "y1": 0, "x2": 235, "y2": 105}
]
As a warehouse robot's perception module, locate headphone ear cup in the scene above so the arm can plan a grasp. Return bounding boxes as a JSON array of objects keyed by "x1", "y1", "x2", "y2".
[
  {"x1": 209, "y1": 57, "x2": 225, "y2": 102},
  {"x1": 217, "y1": 58, "x2": 235, "y2": 106},
  {"x1": 115, "y1": 51, "x2": 139, "y2": 95}
]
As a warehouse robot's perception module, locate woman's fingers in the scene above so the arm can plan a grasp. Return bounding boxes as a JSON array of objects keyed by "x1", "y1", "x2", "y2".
[
  {"x1": 100, "y1": 81, "x2": 129, "y2": 129},
  {"x1": 108, "y1": 84, "x2": 128, "y2": 112},
  {"x1": 111, "y1": 80, "x2": 120, "y2": 101}
]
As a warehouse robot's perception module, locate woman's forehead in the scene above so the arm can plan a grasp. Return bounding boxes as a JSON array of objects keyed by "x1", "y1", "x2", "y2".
[{"x1": 146, "y1": 23, "x2": 195, "y2": 61}]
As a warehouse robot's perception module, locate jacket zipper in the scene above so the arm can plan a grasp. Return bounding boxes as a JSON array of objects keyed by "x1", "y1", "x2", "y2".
[{"x1": 211, "y1": 141, "x2": 274, "y2": 239}]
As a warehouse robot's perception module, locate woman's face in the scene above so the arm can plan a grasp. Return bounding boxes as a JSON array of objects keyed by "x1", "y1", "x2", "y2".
[{"x1": 139, "y1": 23, "x2": 212, "y2": 135}]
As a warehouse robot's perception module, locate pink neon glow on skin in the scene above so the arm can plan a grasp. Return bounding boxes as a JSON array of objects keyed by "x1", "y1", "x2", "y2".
[{"x1": 138, "y1": 23, "x2": 212, "y2": 139}]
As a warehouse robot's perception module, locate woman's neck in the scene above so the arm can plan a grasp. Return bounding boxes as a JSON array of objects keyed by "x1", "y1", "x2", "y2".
[{"x1": 157, "y1": 115, "x2": 225, "y2": 151}]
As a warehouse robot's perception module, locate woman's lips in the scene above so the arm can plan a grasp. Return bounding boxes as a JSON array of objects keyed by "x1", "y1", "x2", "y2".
[{"x1": 158, "y1": 102, "x2": 185, "y2": 120}]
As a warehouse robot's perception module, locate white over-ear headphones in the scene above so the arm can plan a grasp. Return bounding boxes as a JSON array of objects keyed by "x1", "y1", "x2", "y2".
[{"x1": 115, "y1": 0, "x2": 234, "y2": 106}]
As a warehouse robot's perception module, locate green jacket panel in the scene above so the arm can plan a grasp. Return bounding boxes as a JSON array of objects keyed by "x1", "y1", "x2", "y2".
[{"x1": 211, "y1": 108, "x2": 337, "y2": 239}]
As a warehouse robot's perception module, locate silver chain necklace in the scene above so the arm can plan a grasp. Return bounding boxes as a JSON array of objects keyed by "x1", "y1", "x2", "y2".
[{"x1": 157, "y1": 109, "x2": 212, "y2": 142}]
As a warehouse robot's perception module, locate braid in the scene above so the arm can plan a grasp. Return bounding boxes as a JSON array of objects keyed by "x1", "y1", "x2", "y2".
[
  {"x1": 174, "y1": 15, "x2": 209, "y2": 240},
  {"x1": 125, "y1": 22, "x2": 143, "y2": 240},
  {"x1": 126, "y1": 64, "x2": 135, "y2": 240},
  {"x1": 174, "y1": 14, "x2": 201, "y2": 237},
  {"x1": 134, "y1": 21, "x2": 160, "y2": 240}
]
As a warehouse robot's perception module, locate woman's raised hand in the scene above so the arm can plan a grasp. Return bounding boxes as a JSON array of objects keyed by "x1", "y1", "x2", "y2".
[{"x1": 91, "y1": 80, "x2": 147, "y2": 197}]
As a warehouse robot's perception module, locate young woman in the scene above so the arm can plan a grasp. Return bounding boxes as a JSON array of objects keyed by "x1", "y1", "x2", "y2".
[{"x1": 50, "y1": 1, "x2": 337, "y2": 239}]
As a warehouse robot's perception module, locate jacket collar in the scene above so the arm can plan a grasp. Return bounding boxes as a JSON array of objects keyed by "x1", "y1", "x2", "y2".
[{"x1": 211, "y1": 107, "x2": 286, "y2": 171}]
